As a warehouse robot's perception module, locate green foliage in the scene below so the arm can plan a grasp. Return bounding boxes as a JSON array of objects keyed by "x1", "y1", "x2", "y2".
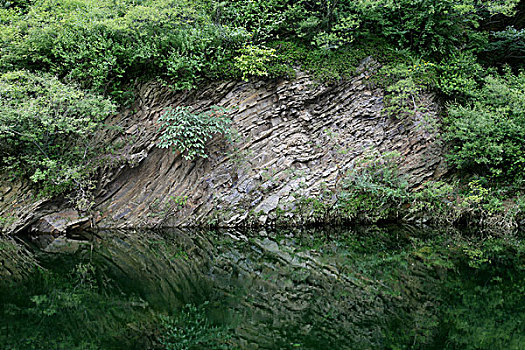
[
  {"x1": 336, "y1": 151, "x2": 409, "y2": 222},
  {"x1": 268, "y1": 40, "x2": 368, "y2": 82},
  {"x1": 214, "y1": 0, "x2": 359, "y2": 46},
  {"x1": 288, "y1": 150, "x2": 522, "y2": 229},
  {"x1": 0, "y1": 70, "x2": 115, "y2": 195},
  {"x1": 352, "y1": 0, "x2": 519, "y2": 57},
  {"x1": 444, "y1": 69, "x2": 525, "y2": 182},
  {"x1": 29, "y1": 263, "x2": 97, "y2": 317},
  {"x1": 436, "y1": 52, "x2": 485, "y2": 99},
  {"x1": 161, "y1": 24, "x2": 249, "y2": 90},
  {"x1": 233, "y1": 44, "x2": 276, "y2": 81},
  {"x1": 0, "y1": 0, "x2": 521, "y2": 93},
  {"x1": 219, "y1": 0, "x2": 520, "y2": 57},
  {"x1": 377, "y1": 58, "x2": 437, "y2": 118},
  {"x1": 1, "y1": 0, "x2": 32, "y2": 10},
  {"x1": 0, "y1": 0, "x2": 524, "y2": 202},
  {"x1": 211, "y1": 0, "x2": 288, "y2": 42},
  {"x1": 309, "y1": 12, "x2": 360, "y2": 49},
  {"x1": 0, "y1": 0, "x2": 250, "y2": 96},
  {"x1": 434, "y1": 236, "x2": 525, "y2": 350},
  {"x1": 158, "y1": 301, "x2": 232, "y2": 350},
  {"x1": 157, "y1": 106, "x2": 232, "y2": 161},
  {"x1": 409, "y1": 181, "x2": 457, "y2": 221},
  {"x1": 291, "y1": 192, "x2": 333, "y2": 225},
  {"x1": 483, "y1": 27, "x2": 525, "y2": 70}
]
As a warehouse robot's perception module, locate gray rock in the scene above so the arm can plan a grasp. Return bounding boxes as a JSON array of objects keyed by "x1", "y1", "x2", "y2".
[
  {"x1": 254, "y1": 194, "x2": 281, "y2": 215},
  {"x1": 32, "y1": 210, "x2": 88, "y2": 234},
  {"x1": 1, "y1": 61, "x2": 445, "y2": 233}
]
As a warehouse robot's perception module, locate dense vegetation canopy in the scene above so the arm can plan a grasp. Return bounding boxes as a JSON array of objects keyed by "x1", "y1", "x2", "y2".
[{"x1": 0, "y1": 0, "x2": 524, "y2": 203}]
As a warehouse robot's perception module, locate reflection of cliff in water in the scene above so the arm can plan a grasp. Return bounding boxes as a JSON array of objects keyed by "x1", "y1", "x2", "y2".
[
  {"x1": 86, "y1": 226, "x2": 433, "y2": 349},
  {"x1": 84, "y1": 228, "x2": 366, "y2": 348},
  {"x1": 0, "y1": 236, "x2": 37, "y2": 285},
  {"x1": 1, "y1": 226, "x2": 416, "y2": 349},
  {"x1": 2, "y1": 226, "x2": 523, "y2": 349}
]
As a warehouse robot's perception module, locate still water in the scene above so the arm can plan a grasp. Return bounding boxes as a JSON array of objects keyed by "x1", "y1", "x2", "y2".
[{"x1": 1, "y1": 226, "x2": 524, "y2": 349}]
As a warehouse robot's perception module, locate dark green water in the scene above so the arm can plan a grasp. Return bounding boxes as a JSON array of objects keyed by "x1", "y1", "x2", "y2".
[{"x1": 1, "y1": 226, "x2": 524, "y2": 349}]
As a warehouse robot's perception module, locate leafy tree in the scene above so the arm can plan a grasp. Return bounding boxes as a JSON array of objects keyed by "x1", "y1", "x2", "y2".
[
  {"x1": 483, "y1": 27, "x2": 525, "y2": 70},
  {"x1": 444, "y1": 69, "x2": 525, "y2": 183},
  {"x1": 0, "y1": 70, "x2": 115, "y2": 195},
  {"x1": 350, "y1": 0, "x2": 520, "y2": 57},
  {"x1": 0, "y1": 0, "x2": 249, "y2": 97}
]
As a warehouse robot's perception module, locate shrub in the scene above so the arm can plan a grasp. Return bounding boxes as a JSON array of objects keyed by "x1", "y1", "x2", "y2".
[
  {"x1": 437, "y1": 52, "x2": 485, "y2": 99},
  {"x1": 0, "y1": 0, "x2": 250, "y2": 97},
  {"x1": 211, "y1": 0, "x2": 289, "y2": 41},
  {"x1": 410, "y1": 181, "x2": 457, "y2": 222},
  {"x1": 0, "y1": 70, "x2": 115, "y2": 195},
  {"x1": 336, "y1": 151, "x2": 410, "y2": 222},
  {"x1": 444, "y1": 69, "x2": 525, "y2": 183},
  {"x1": 157, "y1": 106, "x2": 232, "y2": 161},
  {"x1": 483, "y1": 26, "x2": 525, "y2": 71},
  {"x1": 351, "y1": 0, "x2": 520, "y2": 57},
  {"x1": 161, "y1": 25, "x2": 249, "y2": 90},
  {"x1": 233, "y1": 44, "x2": 276, "y2": 81},
  {"x1": 267, "y1": 40, "x2": 367, "y2": 82},
  {"x1": 374, "y1": 58, "x2": 437, "y2": 118}
]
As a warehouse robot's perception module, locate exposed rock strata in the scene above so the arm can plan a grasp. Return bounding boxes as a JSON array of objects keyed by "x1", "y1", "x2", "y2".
[{"x1": 0, "y1": 62, "x2": 445, "y2": 234}]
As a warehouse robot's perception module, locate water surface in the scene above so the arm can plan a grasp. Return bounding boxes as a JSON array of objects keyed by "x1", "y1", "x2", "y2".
[{"x1": 1, "y1": 226, "x2": 523, "y2": 349}]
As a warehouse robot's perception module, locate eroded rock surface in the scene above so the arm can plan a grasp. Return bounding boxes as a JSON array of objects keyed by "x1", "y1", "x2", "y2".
[{"x1": 0, "y1": 62, "x2": 446, "y2": 234}]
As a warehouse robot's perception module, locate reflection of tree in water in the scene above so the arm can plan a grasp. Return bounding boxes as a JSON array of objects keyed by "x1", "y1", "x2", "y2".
[{"x1": 0, "y1": 227, "x2": 523, "y2": 349}]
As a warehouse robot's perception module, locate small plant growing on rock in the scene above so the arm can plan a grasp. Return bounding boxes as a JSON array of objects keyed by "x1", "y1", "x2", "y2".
[
  {"x1": 157, "y1": 106, "x2": 232, "y2": 161},
  {"x1": 336, "y1": 151, "x2": 410, "y2": 222}
]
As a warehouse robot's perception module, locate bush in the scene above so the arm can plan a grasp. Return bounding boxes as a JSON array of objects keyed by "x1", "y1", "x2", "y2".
[
  {"x1": 0, "y1": 70, "x2": 115, "y2": 195},
  {"x1": 437, "y1": 52, "x2": 485, "y2": 99},
  {"x1": 410, "y1": 181, "x2": 457, "y2": 221},
  {"x1": 336, "y1": 151, "x2": 410, "y2": 222},
  {"x1": 233, "y1": 44, "x2": 276, "y2": 81},
  {"x1": 357, "y1": 0, "x2": 519, "y2": 57},
  {"x1": 157, "y1": 106, "x2": 232, "y2": 161},
  {"x1": 211, "y1": 0, "x2": 289, "y2": 42},
  {"x1": 376, "y1": 58, "x2": 437, "y2": 118},
  {"x1": 267, "y1": 41, "x2": 367, "y2": 82},
  {"x1": 483, "y1": 27, "x2": 525, "y2": 71},
  {"x1": 161, "y1": 24, "x2": 249, "y2": 90},
  {"x1": 444, "y1": 69, "x2": 525, "y2": 183},
  {"x1": 0, "y1": 0, "x2": 250, "y2": 97}
]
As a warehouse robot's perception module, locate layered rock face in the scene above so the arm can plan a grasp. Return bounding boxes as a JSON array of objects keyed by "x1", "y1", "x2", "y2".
[{"x1": 0, "y1": 61, "x2": 445, "y2": 234}]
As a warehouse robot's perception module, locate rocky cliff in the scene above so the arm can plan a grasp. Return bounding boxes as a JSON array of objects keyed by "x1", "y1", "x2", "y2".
[{"x1": 0, "y1": 60, "x2": 445, "y2": 235}]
